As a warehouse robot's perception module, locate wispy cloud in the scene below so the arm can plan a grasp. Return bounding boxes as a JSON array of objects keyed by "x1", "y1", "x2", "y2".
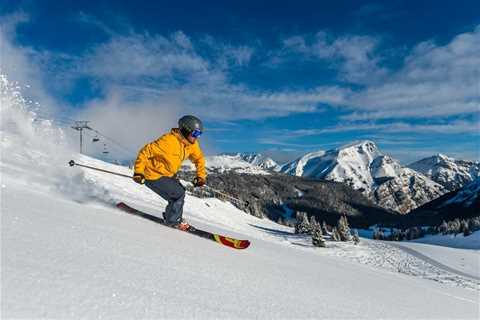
[
  {"x1": 344, "y1": 26, "x2": 480, "y2": 120},
  {"x1": 281, "y1": 31, "x2": 388, "y2": 84},
  {"x1": 76, "y1": 12, "x2": 117, "y2": 36},
  {"x1": 278, "y1": 26, "x2": 480, "y2": 122},
  {"x1": 81, "y1": 31, "x2": 208, "y2": 81},
  {"x1": 70, "y1": 28, "x2": 351, "y2": 122},
  {"x1": 201, "y1": 35, "x2": 255, "y2": 68}
]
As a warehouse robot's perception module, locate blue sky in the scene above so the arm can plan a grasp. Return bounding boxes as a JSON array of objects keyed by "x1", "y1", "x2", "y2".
[{"x1": 1, "y1": 0, "x2": 479, "y2": 164}]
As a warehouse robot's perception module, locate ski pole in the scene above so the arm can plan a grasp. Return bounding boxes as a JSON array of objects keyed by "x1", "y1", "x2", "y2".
[
  {"x1": 69, "y1": 160, "x2": 249, "y2": 206},
  {"x1": 68, "y1": 160, "x2": 132, "y2": 179}
]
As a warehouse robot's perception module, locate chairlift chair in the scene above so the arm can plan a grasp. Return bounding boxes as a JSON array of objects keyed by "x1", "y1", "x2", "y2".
[{"x1": 102, "y1": 143, "x2": 109, "y2": 154}]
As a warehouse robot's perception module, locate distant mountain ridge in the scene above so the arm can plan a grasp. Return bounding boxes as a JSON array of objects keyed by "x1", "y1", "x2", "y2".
[
  {"x1": 223, "y1": 152, "x2": 280, "y2": 171},
  {"x1": 187, "y1": 142, "x2": 477, "y2": 215},
  {"x1": 279, "y1": 141, "x2": 446, "y2": 213},
  {"x1": 182, "y1": 153, "x2": 275, "y2": 175}
]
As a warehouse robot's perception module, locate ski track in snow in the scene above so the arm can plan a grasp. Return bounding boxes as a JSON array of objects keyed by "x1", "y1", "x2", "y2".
[
  {"x1": 335, "y1": 241, "x2": 479, "y2": 291},
  {"x1": 388, "y1": 243, "x2": 480, "y2": 281}
]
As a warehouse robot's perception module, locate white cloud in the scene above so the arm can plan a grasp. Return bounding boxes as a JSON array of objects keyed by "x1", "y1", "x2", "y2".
[
  {"x1": 69, "y1": 30, "x2": 350, "y2": 123},
  {"x1": 200, "y1": 35, "x2": 255, "y2": 68},
  {"x1": 282, "y1": 31, "x2": 388, "y2": 84},
  {"x1": 65, "y1": 28, "x2": 350, "y2": 158},
  {"x1": 280, "y1": 26, "x2": 480, "y2": 122},
  {"x1": 81, "y1": 32, "x2": 208, "y2": 81},
  {"x1": 76, "y1": 12, "x2": 116, "y2": 36},
  {"x1": 343, "y1": 26, "x2": 480, "y2": 120},
  {"x1": 73, "y1": 88, "x2": 180, "y2": 159},
  {"x1": 223, "y1": 45, "x2": 254, "y2": 66}
]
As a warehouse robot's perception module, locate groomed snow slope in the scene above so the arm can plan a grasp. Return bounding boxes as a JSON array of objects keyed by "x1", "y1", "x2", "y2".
[
  {"x1": 3, "y1": 173, "x2": 479, "y2": 319},
  {"x1": 1, "y1": 75, "x2": 479, "y2": 319}
]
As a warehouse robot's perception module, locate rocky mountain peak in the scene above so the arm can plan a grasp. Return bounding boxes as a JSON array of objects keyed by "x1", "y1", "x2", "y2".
[
  {"x1": 370, "y1": 155, "x2": 402, "y2": 182},
  {"x1": 280, "y1": 140, "x2": 447, "y2": 213},
  {"x1": 409, "y1": 154, "x2": 480, "y2": 191},
  {"x1": 231, "y1": 152, "x2": 280, "y2": 171}
]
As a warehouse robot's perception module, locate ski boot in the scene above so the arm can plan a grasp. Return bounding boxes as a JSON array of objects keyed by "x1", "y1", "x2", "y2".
[{"x1": 175, "y1": 221, "x2": 191, "y2": 231}]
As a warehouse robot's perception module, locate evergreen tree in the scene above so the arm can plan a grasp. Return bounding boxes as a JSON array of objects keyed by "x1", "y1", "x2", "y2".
[
  {"x1": 331, "y1": 227, "x2": 340, "y2": 241},
  {"x1": 294, "y1": 212, "x2": 311, "y2": 234},
  {"x1": 311, "y1": 219, "x2": 326, "y2": 247},
  {"x1": 448, "y1": 219, "x2": 462, "y2": 235},
  {"x1": 438, "y1": 221, "x2": 448, "y2": 234},
  {"x1": 391, "y1": 229, "x2": 404, "y2": 241},
  {"x1": 426, "y1": 226, "x2": 436, "y2": 236},
  {"x1": 461, "y1": 220, "x2": 472, "y2": 237},
  {"x1": 378, "y1": 229, "x2": 385, "y2": 240},
  {"x1": 337, "y1": 216, "x2": 353, "y2": 241},
  {"x1": 322, "y1": 221, "x2": 329, "y2": 235},
  {"x1": 352, "y1": 229, "x2": 360, "y2": 245},
  {"x1": 470, "y1": 217, "x2": 480, "y2": 232},
  {"x1": 406, "y1": 227, "x2": 422, "y2": 240}
]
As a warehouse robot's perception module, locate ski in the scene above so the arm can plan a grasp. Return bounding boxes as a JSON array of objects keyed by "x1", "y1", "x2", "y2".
[{"x1": 116, "y1": 202, "x2": 250, "y2": 250}]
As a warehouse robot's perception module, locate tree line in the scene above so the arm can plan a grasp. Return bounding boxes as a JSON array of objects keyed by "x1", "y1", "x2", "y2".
[{"x1": 373, "y1": 216, "x2": 480, "y2": 241}]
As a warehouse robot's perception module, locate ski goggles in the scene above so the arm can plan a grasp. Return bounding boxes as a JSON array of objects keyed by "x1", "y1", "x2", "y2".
[{"x1": 191, "y1": 129, "x2": 203, "y2": 138}]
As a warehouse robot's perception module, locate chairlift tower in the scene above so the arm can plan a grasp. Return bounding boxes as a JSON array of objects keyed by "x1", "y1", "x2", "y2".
[{"x1": 71, "y1": 121, "x2": 91, "y2": 154}]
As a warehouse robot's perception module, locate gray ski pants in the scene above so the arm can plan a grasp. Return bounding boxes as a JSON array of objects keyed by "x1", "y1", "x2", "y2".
[{"x1": 145, "y1": 177, "x2": 185, "y2": 225}]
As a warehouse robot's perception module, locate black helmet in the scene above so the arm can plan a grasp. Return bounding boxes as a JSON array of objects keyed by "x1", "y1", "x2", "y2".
[{"x1": 178, "y1": 115, "x2": 203, "y2": 137}]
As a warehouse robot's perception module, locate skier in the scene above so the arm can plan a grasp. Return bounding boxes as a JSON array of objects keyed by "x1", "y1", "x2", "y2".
[{"x1": 132, "y1": 115, "x2": 207, "y2": 230}]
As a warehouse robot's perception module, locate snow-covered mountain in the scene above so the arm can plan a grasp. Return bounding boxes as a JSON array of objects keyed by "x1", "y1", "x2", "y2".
[
  {"x1": 280, "y1": 141, "x2": 446, "y2": 213},
  {"x1": 372, "y1": 167, "x2": 447, "y2": 214},
  {"x1": 443, "y1": 177, "x2": 480, "y2": 208},
  {"x1": 408, "y1": 154, "x2": 480, "y2": 192},
  {"x1": 280, "y1": 141, "x2": 383, "y2": 193},
  {"x1": 279, "y1": 150, "x2": 327, "y2": 176},
  {"x1": 182, "y1": 153, "x2": 271, "y2": 175},
  {"x1": 225, "y1": 152, "x2": 280, "y2": 171}
]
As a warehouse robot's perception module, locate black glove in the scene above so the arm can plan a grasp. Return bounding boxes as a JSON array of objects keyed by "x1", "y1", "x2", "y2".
[
  {"x1": 133, "y1": 173, "x2": 145, "y2": 185},
  {"x1": 192, "y1": 176, "x2": 206, "y2": 187}
]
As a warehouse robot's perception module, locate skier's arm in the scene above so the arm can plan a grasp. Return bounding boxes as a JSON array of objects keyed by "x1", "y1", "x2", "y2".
[
  {"x1": 189, "y1": 144, "x2": 207, "y2": 180},
  {"x1": 133, "y1": 143, "x2": 153, "y2": 175}
]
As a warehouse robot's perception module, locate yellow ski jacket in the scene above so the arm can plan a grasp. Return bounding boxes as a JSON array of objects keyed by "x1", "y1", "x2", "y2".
[{"x1": 134, "y1": 128, "x2": 206, "y2": 180}]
